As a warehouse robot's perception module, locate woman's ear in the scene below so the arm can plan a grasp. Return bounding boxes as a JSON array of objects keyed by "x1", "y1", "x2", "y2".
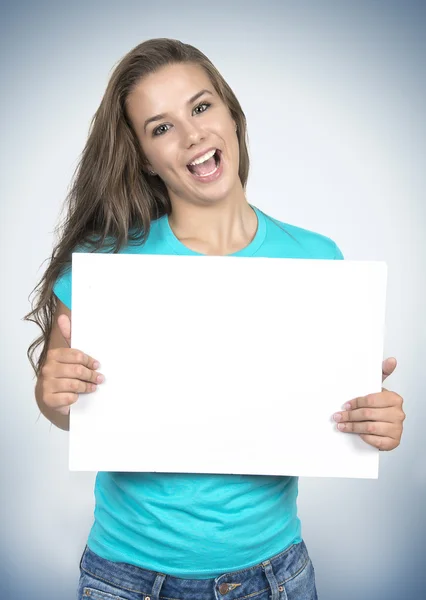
[{"x1": 143, "y1": 163, "x2": 157, "y2": 176}]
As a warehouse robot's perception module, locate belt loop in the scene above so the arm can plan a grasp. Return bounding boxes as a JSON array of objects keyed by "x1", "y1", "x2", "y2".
[
  {"x1": 262, "y1": 560, "x2": 288, "y2": 600},
  {"x1": 149, "y1": 573, "x2": 166, "y2": 600},
  {"x1": 79, "y1": 545, "x2": 88, "y2": 570}
]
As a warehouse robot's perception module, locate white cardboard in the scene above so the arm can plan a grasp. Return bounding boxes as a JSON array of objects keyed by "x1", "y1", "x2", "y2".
[{"x1": 69, "y1": 253, "x2": 387, "y2": 478}]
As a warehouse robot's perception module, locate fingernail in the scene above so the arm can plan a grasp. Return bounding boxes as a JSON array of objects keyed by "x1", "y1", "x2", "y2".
[
  {"x1": 97, "y1": 374, "x2": 104, "y2": 383},
  {"x1": 344, "y1": 403, "x2": 352, "y2": 410},
  {"x1": 333, "y1": 413, "x2": 342, "y2": 422},
  {"x1": 93, "y1": 361, "x2": 100, "y2": 369},
  {"x1": 337, "y1": 423, "x2": 345, "y2": 431}
]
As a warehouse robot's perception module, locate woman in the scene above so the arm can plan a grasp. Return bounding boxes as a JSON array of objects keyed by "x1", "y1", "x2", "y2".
[{"x1": 25, "y1": 38, "x2": 405, "y2": 599}]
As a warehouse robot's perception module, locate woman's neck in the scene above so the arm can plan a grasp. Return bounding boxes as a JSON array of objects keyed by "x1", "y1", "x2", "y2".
[{"x1": 168, "y1": 195, "x2": 257, "y2": 256}]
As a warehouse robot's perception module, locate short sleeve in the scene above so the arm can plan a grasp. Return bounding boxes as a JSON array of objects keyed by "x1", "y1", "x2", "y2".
[
  {"x1": 333, "y1": 242, "x2": 344, "y2": 260},
  {"x1": 53, "y1": 264, "x2": 72, "y2": 309}
]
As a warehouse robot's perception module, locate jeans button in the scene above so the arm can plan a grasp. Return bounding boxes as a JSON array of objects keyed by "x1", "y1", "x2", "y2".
[{"x1": 219, "y1": 583, "x2": 230, "y2": 595}]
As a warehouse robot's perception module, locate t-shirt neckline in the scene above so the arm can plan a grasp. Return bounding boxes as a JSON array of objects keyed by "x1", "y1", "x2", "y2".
[{"x1": 160, "y1": 204, "x2": 266, "y2": 257}]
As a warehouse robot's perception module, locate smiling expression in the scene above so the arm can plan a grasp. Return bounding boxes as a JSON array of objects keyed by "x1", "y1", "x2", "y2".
[{"x1": 125, "y1": 62, "x2": 241, "y2": 206}]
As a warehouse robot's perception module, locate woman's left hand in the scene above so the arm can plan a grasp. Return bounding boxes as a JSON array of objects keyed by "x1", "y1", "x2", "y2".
[{"x1": 332, "y1": 357, "x2": 405, "y2": 451}]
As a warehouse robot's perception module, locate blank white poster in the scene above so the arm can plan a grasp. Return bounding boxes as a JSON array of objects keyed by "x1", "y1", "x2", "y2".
[{"x1": 69, "y1": 253, "x2": 387, "y2": 478}]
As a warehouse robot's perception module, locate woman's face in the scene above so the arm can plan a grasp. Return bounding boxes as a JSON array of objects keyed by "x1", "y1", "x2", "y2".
[{"x1": 126, "y1": 62, "x2": 241, "y2": 206}]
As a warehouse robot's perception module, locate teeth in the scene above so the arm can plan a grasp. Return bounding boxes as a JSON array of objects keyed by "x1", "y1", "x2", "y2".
[{"x1": 189, "y1": 149, "x2": 216, "y2": 166}]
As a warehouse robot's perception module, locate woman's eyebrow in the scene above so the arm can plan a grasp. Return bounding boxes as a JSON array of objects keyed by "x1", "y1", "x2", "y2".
[{"x1": 143, "y1": 89, "x2": 213, "y2": 132}]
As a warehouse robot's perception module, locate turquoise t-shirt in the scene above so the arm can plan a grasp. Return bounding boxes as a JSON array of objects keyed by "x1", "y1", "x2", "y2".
[{"x1": 53, "y1": 205, "x2": 343, "y2": 578}]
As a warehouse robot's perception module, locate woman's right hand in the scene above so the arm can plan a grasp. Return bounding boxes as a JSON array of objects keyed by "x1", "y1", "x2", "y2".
[{"x1": 40, "y1": 313, "x2": 104, "y2": 416}]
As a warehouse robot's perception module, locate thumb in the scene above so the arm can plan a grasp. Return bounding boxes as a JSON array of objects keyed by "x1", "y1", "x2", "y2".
[
  {"x1": 382, "y1": 357, "x2": 397, "y2": 383},
  {"x1": 57, "y1": 314, "x2": 72, "y2": 347}
]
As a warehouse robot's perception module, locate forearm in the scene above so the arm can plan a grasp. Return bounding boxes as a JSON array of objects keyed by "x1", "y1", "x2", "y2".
[{"x1": 35, "y1": 377, "x2": 70, "y2": 431}]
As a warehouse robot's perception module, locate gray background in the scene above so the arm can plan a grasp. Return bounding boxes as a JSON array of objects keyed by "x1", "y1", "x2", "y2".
[{"x1": 1, "y1": 1, "x2": 425, "y2": 598}]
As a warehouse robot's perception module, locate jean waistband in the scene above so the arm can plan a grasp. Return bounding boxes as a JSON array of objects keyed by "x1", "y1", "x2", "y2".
[{"x1": 80, "y1": 540, "x2": 309, "y2": 600}]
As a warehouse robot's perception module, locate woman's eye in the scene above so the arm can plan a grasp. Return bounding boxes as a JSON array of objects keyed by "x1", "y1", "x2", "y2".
[
  {"x1": 153, "y1": 124, "x2": 170, "y2": 136},
  {"x1": 193, "y1": 102, "x2": 211, "y2": 115},
  {"x1": 152, "y1": 103, "x2": 211, "y2": 136}
]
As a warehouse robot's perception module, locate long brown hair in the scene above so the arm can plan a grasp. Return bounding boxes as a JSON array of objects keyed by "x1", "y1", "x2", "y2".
[{"x1": 24, "y1": 38, "x2": 251, "y2": 377}]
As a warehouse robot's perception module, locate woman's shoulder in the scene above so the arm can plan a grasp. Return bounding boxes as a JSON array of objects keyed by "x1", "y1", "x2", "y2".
[{"x1": 260, "y1": 209, "x2": 344, "y2": 259}]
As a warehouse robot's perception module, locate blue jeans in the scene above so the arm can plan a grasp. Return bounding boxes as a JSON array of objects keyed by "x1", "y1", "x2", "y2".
[{"x1": 77, "y1": 541, "x2": 318, "y2": 600}]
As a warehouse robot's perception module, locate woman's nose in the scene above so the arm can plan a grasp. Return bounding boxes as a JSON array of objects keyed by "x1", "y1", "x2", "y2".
[{"x1": 181, "y1": 121, "x2": 205, "y2": 147}]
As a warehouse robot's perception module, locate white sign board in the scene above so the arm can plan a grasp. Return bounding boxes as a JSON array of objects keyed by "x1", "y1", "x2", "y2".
[{"x1": 69, "y1": 253, "x2": 387, "y2": 479}]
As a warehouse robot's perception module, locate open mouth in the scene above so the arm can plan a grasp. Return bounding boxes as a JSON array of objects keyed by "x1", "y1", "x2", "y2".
[{"x1": 187, "y1": 149, "x2": 221, "y2": 178}]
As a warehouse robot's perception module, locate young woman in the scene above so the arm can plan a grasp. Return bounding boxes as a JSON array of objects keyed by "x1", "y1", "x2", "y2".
[{"x1": 25, "y1": 38, "x2": 405, "y2": 600}]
